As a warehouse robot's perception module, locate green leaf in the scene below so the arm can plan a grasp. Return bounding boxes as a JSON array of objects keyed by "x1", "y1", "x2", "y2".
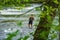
[
  {"x1": 23, "y1": 36, "x2": 29, "y2": 40},
  {"x1": 52, "y1": 0, "x2": 59, "y2": 4}
]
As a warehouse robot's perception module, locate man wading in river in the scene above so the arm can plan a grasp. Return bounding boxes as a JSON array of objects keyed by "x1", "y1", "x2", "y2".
[{"x1": 28, "y1": 14, "x2": 34, "y2": 29}]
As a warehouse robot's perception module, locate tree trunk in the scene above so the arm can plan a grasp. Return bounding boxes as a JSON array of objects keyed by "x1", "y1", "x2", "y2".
[{"x1": 33, "y1": 11, "x2": 56, "y2": 40}]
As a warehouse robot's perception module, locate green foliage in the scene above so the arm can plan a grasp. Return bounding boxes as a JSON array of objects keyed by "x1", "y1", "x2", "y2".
[
  {"x1": 51, "y1": 33, "x2": 57, "y2": 39},
  {"x1": 18, "y1": 36, "x2": 29, "y2": 40},
  {"x1": 35, "y1": 7, "x2": 41, "y2": 11},
  {"x1": 37, "y1": 0, "x2": 59, "y2": 40},
  {"x1": 55, "y1": 25, "x2": 60, "y2": 30},
  {"x1": 16, "y1": 21, "x2": 22, "y2": 27},
  {"x1": 34, "y1": 23, "x2": 38, "y2": 27},
  {"x1": 24, "y1": 0, "x2": 29, "y2": 2},
  {"x1": 18, "y1": 38, "x2": 22, "y2": 40},
  {"x1": 23, "y1": 36, "x2": 29, "y2": 40},
  {"x1": 0, "y1": 6, "x2": 3, "y2": 10},
  {"x1": 0, "y1": 0, "x2": 30, "y2": 9},
  {"x1": 39, "y1": 31, "x2": 49, "y2": 40},
  {"x1": 52, "y1": 0, "x2": 59, "y2": 4},
  {"x1": 47, "y1": 15, "x2": 52, "y2": 22},
  {"x1": 40, "y1": 11, "x2": 46, "y2": 18},
  {"x1": 49, "y1": 29, "x2": 57, "y2": 40},
  {"x1": 5, "y1": 30, "x2": 19, "y2": 40}
]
